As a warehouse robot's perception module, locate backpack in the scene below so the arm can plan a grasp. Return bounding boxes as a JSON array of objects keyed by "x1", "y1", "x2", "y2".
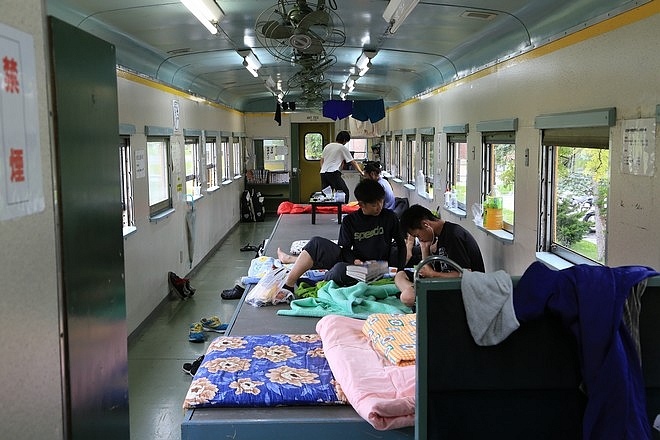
[
  {"x1": 240, "y1": 189, "x2": 255, "y2": 222},
  {"x1": 252, "y1": 191, "x2": 266, "y2": 222}
]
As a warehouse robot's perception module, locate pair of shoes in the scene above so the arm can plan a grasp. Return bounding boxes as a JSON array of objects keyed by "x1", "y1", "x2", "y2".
[
  {"x1": 240, "y1": 243, "x2": 258, "y2": 252},
  {"x1": 182, "y1": 355, "x2": 205, "y2": 376},
  {"x1": 221, "y1": 284, "x2": 245, "y2": 300},
  {"x1": 201, "y1": 316, "x2": 228, "y2": 333},
  {"x1": 169, "y1": 272, "x2": 196, "y2": 299},
  {"x1": 188, "y1": 322, "x2": 206, "y2": 342}
]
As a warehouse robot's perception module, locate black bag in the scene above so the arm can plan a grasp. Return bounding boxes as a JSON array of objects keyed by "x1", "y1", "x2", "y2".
[
  {"x1": 252, "y1": 191, "x2": 266, "y2": 222},
  {"x1": 393, "y1": 197, "x2": 409, "y2": 218},
  {"x1": 240, "y1": 189, "x2": 255, "y2": 222}
]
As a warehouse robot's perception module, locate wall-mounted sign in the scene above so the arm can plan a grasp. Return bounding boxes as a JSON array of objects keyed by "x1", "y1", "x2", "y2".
[
  {"x1": 621, "y1": 118, "x2": 655, "y2": 176},
  {"x1": 0, "y1": 23, "x2": 44, "y2": 220}
]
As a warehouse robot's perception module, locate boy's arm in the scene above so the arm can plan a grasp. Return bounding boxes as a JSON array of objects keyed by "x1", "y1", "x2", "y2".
[{"x1": 337, "y1": 219, "x2": 358, "y2": 264}]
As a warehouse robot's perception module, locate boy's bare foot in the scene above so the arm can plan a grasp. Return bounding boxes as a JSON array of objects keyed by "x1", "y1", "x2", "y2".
[{"x1": 277, "y1": 247, "x2": 296, "y2": 264}]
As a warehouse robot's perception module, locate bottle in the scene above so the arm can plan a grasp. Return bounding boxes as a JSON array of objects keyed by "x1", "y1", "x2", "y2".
[
  {"x1": 450, "y1": 187, "x2": 457, "y2": 209},
  {"x1": 444, "y1": 184, "x2": 452, "y2": 208}
]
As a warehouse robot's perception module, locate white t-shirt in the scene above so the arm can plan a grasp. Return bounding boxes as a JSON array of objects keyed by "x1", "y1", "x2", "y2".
[{"x1": 320, "y1": 142, "x2": 353, "y2": 173}]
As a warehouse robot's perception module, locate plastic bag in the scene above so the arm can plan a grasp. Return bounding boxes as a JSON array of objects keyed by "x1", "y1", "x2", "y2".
[
  {"x1": 245, "y1": 267, "x2": 294, "y2": 307},
  {"x1": 472, "y1": 203, "x2": 483, "y2": 227},
  {"x1": 247, "y1": 256, "x2": 280, "y2": 278}
]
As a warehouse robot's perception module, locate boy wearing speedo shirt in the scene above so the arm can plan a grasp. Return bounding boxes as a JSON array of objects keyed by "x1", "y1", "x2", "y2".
[{"x1": 277, "y1": 178, "x2": 406, "y2": 291}]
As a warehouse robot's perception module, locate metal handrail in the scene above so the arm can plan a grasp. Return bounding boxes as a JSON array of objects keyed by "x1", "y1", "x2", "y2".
[{"x1": 414, "y1": 255, "x2": 464, "y2": 282}]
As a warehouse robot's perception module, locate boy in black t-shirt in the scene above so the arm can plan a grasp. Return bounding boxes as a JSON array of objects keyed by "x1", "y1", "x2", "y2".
[
  {"x1": 277, "y1": 179, "x2": 406, "y2": 291},
  {"x1": 394, "y1": 204, "x2": 485, "y2": 307}
]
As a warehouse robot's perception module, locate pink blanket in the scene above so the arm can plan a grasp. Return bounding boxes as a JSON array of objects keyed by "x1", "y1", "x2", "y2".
[{"x1": 316, "y1": 315, "x2": 416, "y2": 430}]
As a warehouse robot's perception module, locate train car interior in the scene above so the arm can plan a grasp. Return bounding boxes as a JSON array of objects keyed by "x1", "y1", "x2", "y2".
[{"x1": 2, "y1": 0, "x2": 660, "y2": 439}]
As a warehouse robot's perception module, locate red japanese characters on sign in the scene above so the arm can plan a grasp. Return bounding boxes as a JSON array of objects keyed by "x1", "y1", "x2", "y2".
[
  {"x1": 9, "y1": 148, "x2": 25, "y2": 182},
  {"x1": 3, "y1": 56, "x2": 20, "y2": 94}
]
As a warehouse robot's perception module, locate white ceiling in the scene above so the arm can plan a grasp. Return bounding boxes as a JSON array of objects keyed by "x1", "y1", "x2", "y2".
[{"x1": 47, "y1": 0, "x2": 648, "y2": 112}]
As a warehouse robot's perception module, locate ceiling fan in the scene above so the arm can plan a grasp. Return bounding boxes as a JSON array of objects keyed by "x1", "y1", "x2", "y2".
[{"x1": 255, "y1": 0, "x2": 346, "y2": 62}]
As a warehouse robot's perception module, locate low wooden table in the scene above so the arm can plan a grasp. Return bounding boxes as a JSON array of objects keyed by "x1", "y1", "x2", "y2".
[{"x1": 309, "y1": 199, "x2": 344, "y2": 224}]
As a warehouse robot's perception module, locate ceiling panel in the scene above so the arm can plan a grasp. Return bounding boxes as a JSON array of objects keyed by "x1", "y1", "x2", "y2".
[{"x1": 47, "y1": 0, "x2": 649, "y2": 112}]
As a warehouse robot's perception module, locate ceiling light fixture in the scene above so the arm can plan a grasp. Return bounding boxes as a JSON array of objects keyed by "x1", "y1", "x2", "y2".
[
  {"x1": 180, "y1": 0, "x2": 224, "y2": 35},
  {"x1": 238, "y1": 49, "x2": 261, "y2": 78},
  {"x1": 382, "y1": 0, "x2": 420, "y2": 34}
]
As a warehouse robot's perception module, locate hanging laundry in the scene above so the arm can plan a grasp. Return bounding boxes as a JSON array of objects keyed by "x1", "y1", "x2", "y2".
[{"x1": 322, "y1": 100, "x2": 353, "y2": 120}]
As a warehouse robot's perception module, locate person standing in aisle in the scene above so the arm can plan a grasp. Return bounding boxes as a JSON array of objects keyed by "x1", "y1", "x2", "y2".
[{"x1": 320, "y1": 130, "x2": 364, "y2": 201}]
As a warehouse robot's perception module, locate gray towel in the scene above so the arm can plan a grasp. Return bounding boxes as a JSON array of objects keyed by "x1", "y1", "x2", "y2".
[{"x1": 460, "y1": 270, "x2": 519, "y2": 346}]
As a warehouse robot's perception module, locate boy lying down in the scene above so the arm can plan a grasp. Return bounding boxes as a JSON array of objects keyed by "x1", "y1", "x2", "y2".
[{"x1": 277, "y1": 178, "x2": 407, "y2": 292}]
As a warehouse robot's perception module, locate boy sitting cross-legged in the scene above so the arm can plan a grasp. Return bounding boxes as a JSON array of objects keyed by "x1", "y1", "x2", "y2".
[{"x1": 277, "y1": 178, "x2": 407, "y2": 292}]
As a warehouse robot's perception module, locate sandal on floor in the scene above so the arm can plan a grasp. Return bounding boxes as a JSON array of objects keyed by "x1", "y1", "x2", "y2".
[
  {"x1": 240, "y1": 243, "x2": 258, "y2": 252},
  {"x1": 182, "y1": 355, "x2": 205, "y2": 376},
  {"x1": 221, "y1": 284, "x2": 245, "y2": 300}
]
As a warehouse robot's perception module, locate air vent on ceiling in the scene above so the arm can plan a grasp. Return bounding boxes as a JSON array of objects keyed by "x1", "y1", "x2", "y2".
[{"x1": 460, "y1": 10, "x2": 498, "y2": 21}]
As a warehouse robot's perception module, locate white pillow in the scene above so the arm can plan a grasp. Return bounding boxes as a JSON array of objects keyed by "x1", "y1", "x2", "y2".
[
  {"x1": 289, "y1": 239, "x2": 309, "y2": 255},
  {"x1": 289, "y1": 239, "x2": 338, "y2": 255}
]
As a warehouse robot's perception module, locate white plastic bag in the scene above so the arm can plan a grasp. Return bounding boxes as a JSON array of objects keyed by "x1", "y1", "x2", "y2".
[
  {"x1": 245, "y1": 267, "x2": 293, "y2": 307},
  {"x1": 472, "y1": 203, "x2": 483, "y2": 227}
]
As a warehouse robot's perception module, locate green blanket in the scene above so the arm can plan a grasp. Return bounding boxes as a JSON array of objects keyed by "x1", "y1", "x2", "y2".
[{"x1": 277, "y1": 280, "x2": 412, "y2": 319}]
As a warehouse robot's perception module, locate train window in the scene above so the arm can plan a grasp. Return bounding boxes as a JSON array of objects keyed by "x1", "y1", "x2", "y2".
[
  {"x1": 405, "y1": 135, "x2": 416, "y2": 184},
  {"x1": 304, "y1": 132, "x2": 323, "y2": 160},
  {"x1": 539, "y1": 127, "x2": 610, "y2": 265},
  {"x1": 446, "y1": 133, "x2": 467, "y2": 209},
  {"x1": 184, "y1": 136, "x2": 201, "y2": 196},
  {"x1": 119, "y1": 136, "x2": 134, "y2": 231},
  {"x1": 346, "y1": 138, "x2": 368, "y2": 161},
  {"x1": 394, "y1": 135, "x2": 403, "y2": 179},
  {"x1": 146, "y1": 137, "x2": 172, "y2": 215},
  {"x1": 385, "y1": 136, "x2": 396, "y2": 176},
  {"x1": 263, "y1": 138, "x2": 287, "y2": 171},
  {"x1": 220, "y1": 136, "x2": 231, "y2": 182},
  {"x1": 232, "y1": 137, "x2": 242, "y2": 178},
  {"x1": 205, "y1": 137, "x2": 218, "y2": 189},
  {"x1": 481, "y1": 131, "x2": 516, "y2": 233},
  {"x1": 420, "y1": 134, "x2": 434, "y2": 198}
]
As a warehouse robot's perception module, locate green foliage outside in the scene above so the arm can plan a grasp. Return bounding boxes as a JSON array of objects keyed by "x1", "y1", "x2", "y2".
[{"x1": 305, "y1": 133, "x2": 323, "y2": 159}]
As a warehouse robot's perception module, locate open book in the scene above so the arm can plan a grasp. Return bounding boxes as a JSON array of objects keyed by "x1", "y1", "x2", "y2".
[{"x1": 346, "y1": 260, "x2": 389, "y2": 283}]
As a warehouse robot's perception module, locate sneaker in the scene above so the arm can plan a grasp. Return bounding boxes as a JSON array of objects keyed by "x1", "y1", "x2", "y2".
[
  {"x1": 169, "y1": 271, "x2": 191, "y2": 299},
  {"x1": 185, "y1": 280, "x2": 196, "y2": 296},
  {"x1": 188, "y1": 322, "x2": 206, "y2": 343},
  {"x1": 182, "y1": 355, "x2": 205, "y2": 376},
  {"x1": 221, "y1": 284, "x2": 245, "y2": 300},
  {"x1": 201, "y1": 316, "x2": 228, "y2": 333}
]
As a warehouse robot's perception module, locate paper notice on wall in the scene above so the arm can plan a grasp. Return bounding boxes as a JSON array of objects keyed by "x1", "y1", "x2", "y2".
[
  {"x1": 0, "y1": 23, "x2": 45, "y2": 220},
  {"x1": 620, "y1": 118, "x2": 655, "y2": 176}
]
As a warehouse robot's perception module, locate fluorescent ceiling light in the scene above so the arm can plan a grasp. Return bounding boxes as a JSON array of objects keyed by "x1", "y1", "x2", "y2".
[
  {"x1": 355, "y1": 50, "x2": 377, "y2": 70},
  {"x1": 382, "y1": 0, "x2": 420, "y2": 33},
  {"x1": 181, "y1": 0, "x2": 224, "y2": 35},
  {"x1": 238, "y1": 49, "x2": 261, "y2": 77}
]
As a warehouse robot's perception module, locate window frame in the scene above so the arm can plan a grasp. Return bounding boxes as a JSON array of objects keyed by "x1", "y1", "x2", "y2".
[
  {"x1": 481, "y1": 131, "x2": 516, "y2": 233},
  {"x1": 184, "y1": 135, "x2": 201, "y2": 196},
  {"x1": 205, "y1": 136, "x2": 218, "y2": 189},
  {"x1": 232, "y1": 136, "x2": 243, "y2": 178},
  {"x1": 146, "y1": 137, "x2": 172, "y2": 216},
  {"x1": 304, "y1": 132, "x2": 324, "y2": 161},
  {"x1": 420, "y1": 134, "x2": 434, "y2": 197},
  {"x1": 119, "y1": 135, "x2": 134, "y2": 231},
  {"x1": 220, "y1": 136, "x2": 231, "y2": 182},
  {"x1": 405, "y1": 134, "x2": 416, "y2": 184},
  {"x1": 446, "y1": 133, "x2": 468, "y2": 210},
  {"x1": 538, "y1": 129, "x2": 611, "y2": 265},
  {"x1": 394, "y1": 135, "x2": 403, "y2": 179}
]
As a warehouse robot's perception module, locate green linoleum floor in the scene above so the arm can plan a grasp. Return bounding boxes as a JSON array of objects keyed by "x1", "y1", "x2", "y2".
[{"x1": 128, "y1": 218, "x2": 277, "y2": 440}]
